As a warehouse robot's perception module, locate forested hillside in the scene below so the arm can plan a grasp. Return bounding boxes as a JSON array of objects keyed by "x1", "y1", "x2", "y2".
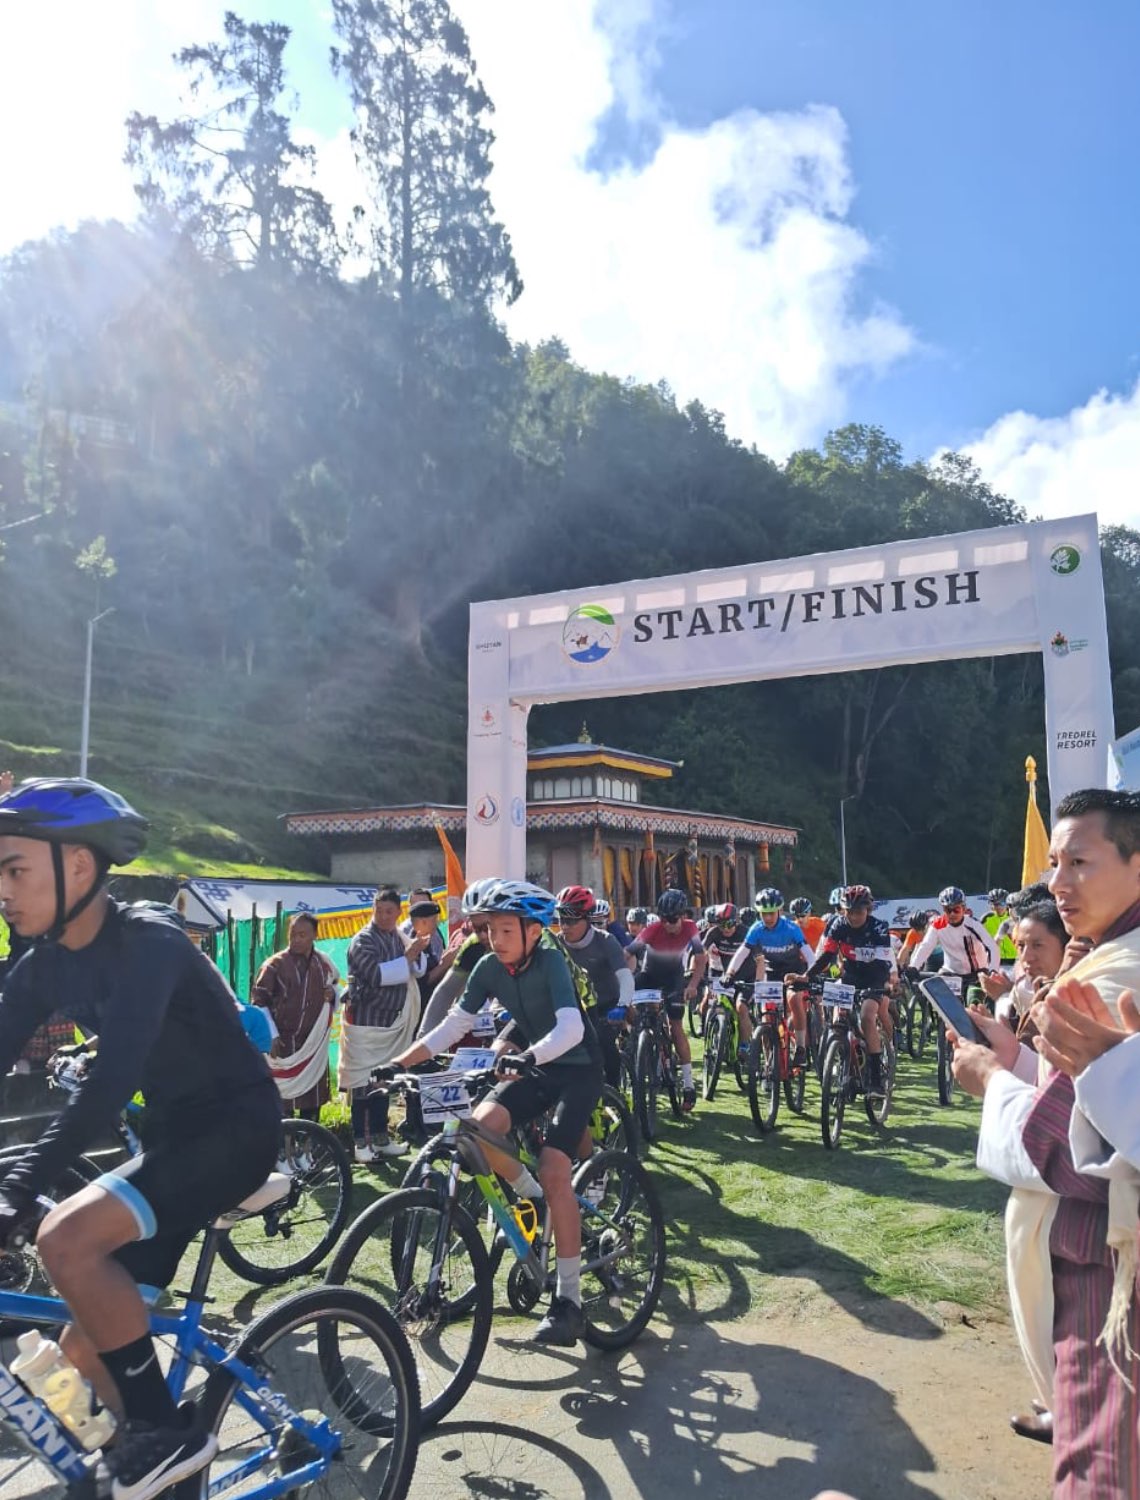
[{"x1": 2, "y1": 5, "x2": 1138, "y2": 896}]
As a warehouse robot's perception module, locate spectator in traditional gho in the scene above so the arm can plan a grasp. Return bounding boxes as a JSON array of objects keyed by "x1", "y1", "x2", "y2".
[
  {"x1": 341, "y1": 888, "x2": 427, "y2": 1162},
  {"x1": 252, "y1": 912, "x2": 339, "y2": 1122}
]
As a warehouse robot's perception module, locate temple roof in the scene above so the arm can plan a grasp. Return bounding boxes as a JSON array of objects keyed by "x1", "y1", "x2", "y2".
[
  {"x1": 527, "y1": 743, "x2": 679, "y2": 778},
  {"x1": 283, "y1": 800, "x2": 797, "y2": 847}
]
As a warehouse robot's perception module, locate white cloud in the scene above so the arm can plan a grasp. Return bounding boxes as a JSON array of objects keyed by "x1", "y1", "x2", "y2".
[
  {"x1": 960, "y1": 381, "x2": 1140, "y2": 531},
  {"x1": 451, "y1": 0, "x2": 915, "y2": 455}
]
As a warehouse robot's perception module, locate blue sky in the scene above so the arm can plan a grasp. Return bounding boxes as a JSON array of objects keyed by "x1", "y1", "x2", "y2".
[
  {"x1": 2, "y1": 0, "x2": 1138, "y2": 524},
  {"x1": 647, "y1": 0, "x2": 1140, "y2": 458}
]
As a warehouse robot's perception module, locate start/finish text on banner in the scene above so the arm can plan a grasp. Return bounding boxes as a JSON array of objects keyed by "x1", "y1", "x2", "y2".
[{"x1": 631, "y1": 570, "x2": 980, "y2": 641}]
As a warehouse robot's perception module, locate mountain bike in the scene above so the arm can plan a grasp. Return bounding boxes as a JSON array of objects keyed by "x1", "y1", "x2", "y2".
[
  {"x1": 327, "y1": 1065, "x2": 666, "y2": 1428},
  {"x1": 899, "y1": 970, "x2": 933, "y2": 1060},
  {"x1": 747, "y1": 980, "x2": 807, "y2": 1134},
  {"x1": 628, "y1": 989, "x2": 682, "y2": 1141},
  {"x1": 50, "y1": 1054, "x2": 354, "y2": 1285},
  {"x1": 929, "y1": 972, "x2": 972, "y2": 1105},
  {"x1": 701, "y1": 980, "x2": 747, "y2": 1102},
  {"x1": 0, "y1": 1174, "x2": 419, "y2": 1500},
  {"x1": 817, "y1": 982, "x2": 896, "y2": 1150}
]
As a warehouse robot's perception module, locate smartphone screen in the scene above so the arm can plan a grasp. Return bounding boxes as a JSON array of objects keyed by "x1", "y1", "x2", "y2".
[{"x1": 918, "y1": 974, "x2": 989, "y2": 1047}]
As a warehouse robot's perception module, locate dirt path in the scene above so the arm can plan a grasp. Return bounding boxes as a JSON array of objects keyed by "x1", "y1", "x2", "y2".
[
  {"x1": 1, "y1": 1292, "x2": 1050, "y2": 1499},
  {"x1": 412, "y1": 1292, "x2": 1051, "y2": 1500}
]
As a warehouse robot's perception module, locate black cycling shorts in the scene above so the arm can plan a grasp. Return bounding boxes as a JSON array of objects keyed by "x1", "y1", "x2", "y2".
[
  {"x1": 584, "y1": 1006, "x2": 621, "y2": 1089},
  {"x1": 98, "y1": 1080, "x2": 282, "y2": 1293},
  {"x1": 485, "y1": 1061, "x2": 603, "y2": 1159}
]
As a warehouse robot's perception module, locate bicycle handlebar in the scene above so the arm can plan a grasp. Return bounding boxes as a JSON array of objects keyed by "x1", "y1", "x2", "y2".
[{"x1": 367, "y1": 1054, "x2": 542, "y2": 1098}]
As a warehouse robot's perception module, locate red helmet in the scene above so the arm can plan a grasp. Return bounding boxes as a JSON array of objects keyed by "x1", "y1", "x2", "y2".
[
  {"x1": 556, "y1": 884, "x2": 596, "y2": 922},
  {"x1": 841, "y1": 884, "x2": 874, "y2": 911},
  {"x1": 712, "y1": 902, "x2": 737, "y2": 925}
]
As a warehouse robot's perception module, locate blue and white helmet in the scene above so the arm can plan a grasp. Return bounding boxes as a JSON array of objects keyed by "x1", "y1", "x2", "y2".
[
  {"x1": 472, "y1": 879, "x2": 557, "y2": 927},
  {"x1": 461, "y1": 878, "x2": 500, "y2": 917}
]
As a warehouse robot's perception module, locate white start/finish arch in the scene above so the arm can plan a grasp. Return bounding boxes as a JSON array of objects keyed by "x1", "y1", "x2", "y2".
[{"x1": 466, "y1": 514, "x2": 1113, "y2": 879}]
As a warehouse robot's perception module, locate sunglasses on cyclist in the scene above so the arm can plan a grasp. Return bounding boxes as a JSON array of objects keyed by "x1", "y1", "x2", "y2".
[{"x1": 943, "y1": 904, "x2": 966, "y2": 915}]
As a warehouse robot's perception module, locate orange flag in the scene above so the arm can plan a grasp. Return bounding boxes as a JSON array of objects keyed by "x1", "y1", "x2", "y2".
[{"x1": 434, "y1": 821, "x2": 466, "y2": 938}]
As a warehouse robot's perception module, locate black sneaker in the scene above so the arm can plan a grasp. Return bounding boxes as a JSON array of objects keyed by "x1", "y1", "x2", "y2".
[
  {"x1": 866, "y1": 1056, "x2": 885, "y2": 1096},
  {"x1": 106, "y1": 1406, "x2": 217, "y2": 1500},
  {"x1": 534, "y1": 1295, "x2": 584, "y2": 1346},
  {"x1": 681, "y1": 1087, "x2": 697, "y2": 1113},
  {"x1": 792, "y1": 1045, "x2": 808, "y2": 1068}
]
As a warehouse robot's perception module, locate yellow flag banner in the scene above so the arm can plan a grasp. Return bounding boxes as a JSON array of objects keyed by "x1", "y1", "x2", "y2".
[
  {"x1": 434, "y1": 821, "x2": 466, "y2": 937},
  {"x1": 1022, "y1": 756, "x2": 1051, "y2": 887}
]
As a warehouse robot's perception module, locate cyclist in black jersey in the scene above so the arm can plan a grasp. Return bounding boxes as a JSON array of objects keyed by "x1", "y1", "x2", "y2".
[
  {"x1": 803, "y1": 883, "x2": 894, "y2": 1093},
  {"x1": 0, "y1": 779, "x2": 280, "y2": 1500}
]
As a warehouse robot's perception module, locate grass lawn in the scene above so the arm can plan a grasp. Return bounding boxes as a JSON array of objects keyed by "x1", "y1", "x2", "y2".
[{"x1": 650, "y1": 1043, "x2": 1007, "y2": 1330}]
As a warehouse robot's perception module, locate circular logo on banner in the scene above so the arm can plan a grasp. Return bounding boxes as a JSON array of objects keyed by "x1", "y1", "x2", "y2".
[
  {"x1": 510, "y1": 796, "x2": 526, "y2": 828},
  {"x1": 562, "y1": 604, "x2": 621, "y2": 665},
  {"x1": 474, "y1": 794, "x2": 499, "y2": 826},
  {"x1": 1050, "y1": 544, "x2": 1081, "y2": 576}
]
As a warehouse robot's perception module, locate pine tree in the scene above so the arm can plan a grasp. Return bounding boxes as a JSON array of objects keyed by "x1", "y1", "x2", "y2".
[
  {"x1": 125, "y1": 12, "x2": 338, "y2": 273},
  {"x1": 331, "y1": 0, "x2": 522, "y2": 308}
]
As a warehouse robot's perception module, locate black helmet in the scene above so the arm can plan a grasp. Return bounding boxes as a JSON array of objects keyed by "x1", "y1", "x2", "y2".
[
  {"x1": 907, "y1": 909, "x2": 931, "y2": 932},
  {"x1": 657, "y1": 888, "x2": 688, "y2": 920},
  {"x1": 987, "y1": 888, "x2": 1009, "y2": 905},
  {"x1": 739, "y1": 906, "x2": 758, "y2": 928}
]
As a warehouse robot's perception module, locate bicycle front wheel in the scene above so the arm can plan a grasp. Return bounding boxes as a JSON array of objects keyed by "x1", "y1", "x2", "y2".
[
  {"x1": 783, "y1": 1037, "x2": 806, "y2": 1115},
  {"x1": 820, "y1": 1037, "x2": 847, "y2": 1151},
  {"x1": 866, "y1": 1037, "x2": 896, "y2": 1128},
  {"x1": 634, "y1": 1028, "x2": 659, "y2": 1141},
  {"x1": 218, "y1": 1119, "x2": 353, "y2": 1285},
  {"x1": 702, "y1": 1010, "x2": 726, "y2": 1101},
  {"x1": 194, "y1": 1284, "x2": 419, "y2": 1500},
  {"x1": 573, "y1": 1150, "x2": 666, "y2": 1351},
  {"x1": 746, "y1": 1028, "x2": 779, "y2": 1134},
  {"x1": 324, "y1": 1186, "x2": 491, "y2": 1427},
  {"x1": 936, "y1": 1021, "x2": 956, "y2": 1106},
  {"x1": 685, "y1": 992, "x2": 703, "y2": 1038}
]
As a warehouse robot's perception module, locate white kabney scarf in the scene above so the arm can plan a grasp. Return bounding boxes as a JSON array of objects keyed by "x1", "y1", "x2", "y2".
[
  {"x1": 269, "y1": 998, "x2": 334, "y2": 1101},
  {"x1": 336, "y1": 930, "x2": 422, "y2": 1093}
]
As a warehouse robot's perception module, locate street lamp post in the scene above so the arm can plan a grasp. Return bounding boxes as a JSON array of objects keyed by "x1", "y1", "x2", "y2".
[
  {"x1": 839, "y1": 795, "x2": 856, "y2": 888},
  {"x1": 79, "y1": 608, "x2": 115, "y2": 778}
]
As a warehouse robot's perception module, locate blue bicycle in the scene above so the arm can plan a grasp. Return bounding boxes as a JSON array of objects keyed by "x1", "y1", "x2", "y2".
[{"x1": 0, "y1": 1173, "x2": 419, "y2": 1500}]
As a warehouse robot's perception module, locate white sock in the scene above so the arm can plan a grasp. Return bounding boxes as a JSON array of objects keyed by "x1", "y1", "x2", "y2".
[
  {"x1": 681, "y1": 1063, "x2": 694, "y2": 1088},
  {"x1": 509, "y1": 1165, "x2": 543, "y2": 1200},
  {"x1": 795, "y1": 1029, "x2": 807, "y2": 1047},
  {"x1": 556, "y1": 1256, "x2": 581, "y2": 1306}
]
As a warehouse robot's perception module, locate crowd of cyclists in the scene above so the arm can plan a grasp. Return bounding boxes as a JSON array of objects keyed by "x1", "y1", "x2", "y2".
[{"x1": 0, "y1": 774, "x2": 1040, "y2": 1500}]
